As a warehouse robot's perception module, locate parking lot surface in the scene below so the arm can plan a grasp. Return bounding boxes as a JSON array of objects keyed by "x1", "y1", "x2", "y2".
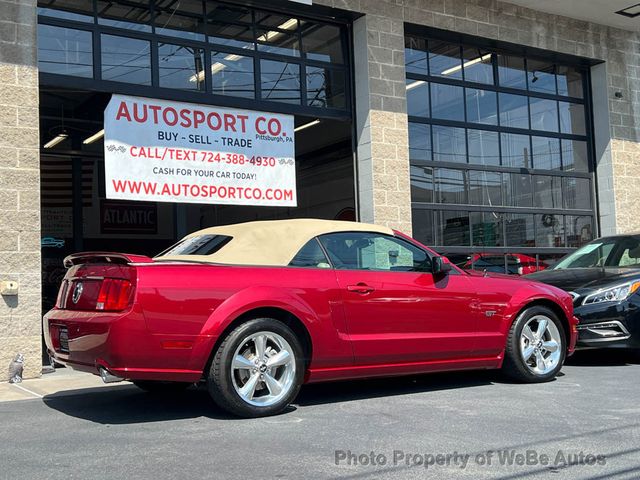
[{"x1": 1, "y1": 350, "x2": 640, "y2": 480}]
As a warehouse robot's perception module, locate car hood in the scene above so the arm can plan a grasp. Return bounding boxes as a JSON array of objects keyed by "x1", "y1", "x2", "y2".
[{"x1": 526, "y1": 267, "x2": 640, "y2": 292}]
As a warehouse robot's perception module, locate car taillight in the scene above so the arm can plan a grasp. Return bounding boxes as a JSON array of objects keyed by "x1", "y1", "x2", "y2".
[
  {"x1": 56, "y1": 280, "x2": 68, "y2": 308},
  {"x1": 96, "y1": 279, "x2": 133, "y2": 311}
]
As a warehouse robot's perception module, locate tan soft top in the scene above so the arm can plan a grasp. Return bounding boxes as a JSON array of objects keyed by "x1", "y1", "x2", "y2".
[{"x1": 157, "y1": 218, "x2": 394, "y2": 266}]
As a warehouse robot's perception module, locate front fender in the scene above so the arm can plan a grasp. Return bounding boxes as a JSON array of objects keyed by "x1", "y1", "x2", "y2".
[{"x1": 501, "y1": 283, "x2": 576, "y2": 342}]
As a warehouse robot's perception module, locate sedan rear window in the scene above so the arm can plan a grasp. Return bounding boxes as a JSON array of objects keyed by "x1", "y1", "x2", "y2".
[{"x1": 156, "y1": 235, "x2": 232, "y2": 256}]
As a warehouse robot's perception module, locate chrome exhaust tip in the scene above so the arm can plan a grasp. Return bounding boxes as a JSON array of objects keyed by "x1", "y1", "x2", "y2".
[{"x1": 99, "y1": 367, "x2": 124, "y2": 384}]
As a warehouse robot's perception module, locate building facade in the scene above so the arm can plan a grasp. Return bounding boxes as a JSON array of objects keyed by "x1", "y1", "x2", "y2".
[{"x1": 1, "y1": 0, "x2": 639, "y2": 378}]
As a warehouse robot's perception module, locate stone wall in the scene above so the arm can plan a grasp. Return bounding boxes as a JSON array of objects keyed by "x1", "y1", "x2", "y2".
[
  {"x1": 318, "y1": 0, "x2": 640, "y2": 235},
  {"x1": 0, "y1": 0, "x2": 41, "y2": 379},
  {"x1": 351, "y1": 14, "x2": 412, "y2": 233},
  {"x1": 611, "y1": 139, "x2": 640, "y2": 233}
]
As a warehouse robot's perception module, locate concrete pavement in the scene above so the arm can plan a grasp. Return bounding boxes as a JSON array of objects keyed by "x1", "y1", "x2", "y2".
[
  {"x1": 1, "y1": 351, "x2": 640, "y2": 479},
  {"x1": 0, "y1": 368, "x2": 113, "y2": 402}
]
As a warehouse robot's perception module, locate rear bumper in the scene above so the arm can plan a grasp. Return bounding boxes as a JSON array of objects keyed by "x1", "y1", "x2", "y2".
[{"x1": 43, "y1": 307, "x2": 205, "y2": 383}]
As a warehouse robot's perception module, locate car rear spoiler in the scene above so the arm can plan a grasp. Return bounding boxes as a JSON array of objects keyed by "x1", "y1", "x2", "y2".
[{"x1": 63, "y1": 252, "x2": 154, "y2": 268}]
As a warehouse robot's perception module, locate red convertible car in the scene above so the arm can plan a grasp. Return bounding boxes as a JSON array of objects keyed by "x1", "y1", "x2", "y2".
[{"x1": 44, "y1": 219, "x2": 578, "y2": 417}]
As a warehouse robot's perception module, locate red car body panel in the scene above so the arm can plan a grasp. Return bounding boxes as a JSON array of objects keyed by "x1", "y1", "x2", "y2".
[
  {"x1": 44, "y1": 231, "x2": 578, "y2": 385},
  {"x1": 333, "y1": 268, "x2": 479, "y2": 364}
]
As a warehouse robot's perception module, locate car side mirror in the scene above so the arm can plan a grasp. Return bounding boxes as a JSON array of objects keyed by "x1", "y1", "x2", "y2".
[{"x1": 432, "y1": 256, "x2": 452, "y2": 275}]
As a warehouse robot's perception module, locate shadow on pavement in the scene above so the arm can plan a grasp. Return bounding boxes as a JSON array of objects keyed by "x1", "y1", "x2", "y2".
[
  {"x1": 43, "y1": 385, "x2": 238, "y2": 423},
  {"x1": 296, "y1": 369, "x2": 495, "y2": 407},
  {"x1": 566, "y1": 348, "x2": 640, "y2": 367},
  {"x1": 43, "y1": 370, "x2": 495, "y2": 423},
  {"x1": 44, "y1": 350, "x2": 636, "y2": 424}
]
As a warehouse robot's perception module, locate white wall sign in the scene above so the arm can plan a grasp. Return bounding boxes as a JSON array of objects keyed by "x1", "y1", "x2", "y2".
[{"x1": 104, "y1": 95, "x2": 296, "y2": 207}]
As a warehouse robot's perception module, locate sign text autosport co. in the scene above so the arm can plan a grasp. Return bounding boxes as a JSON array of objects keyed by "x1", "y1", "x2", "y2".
[{"x1": 104, "y1": 95, "x2": 296, "y2": 206}]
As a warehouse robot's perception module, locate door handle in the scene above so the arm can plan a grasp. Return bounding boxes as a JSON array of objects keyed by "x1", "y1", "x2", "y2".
[{"x1": 347, "y1": 283, "x2": 375, "y2": 294}]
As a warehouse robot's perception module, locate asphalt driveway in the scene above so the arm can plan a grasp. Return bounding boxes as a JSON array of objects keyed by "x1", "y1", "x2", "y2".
[{"x1": 1, "y1": 350, "x2": 640, "y2": 479}]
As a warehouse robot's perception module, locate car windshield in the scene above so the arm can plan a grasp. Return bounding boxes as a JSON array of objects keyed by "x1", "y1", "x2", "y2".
[{"x1": 553, "y1": 236, "x2": 640, "y2": 269}]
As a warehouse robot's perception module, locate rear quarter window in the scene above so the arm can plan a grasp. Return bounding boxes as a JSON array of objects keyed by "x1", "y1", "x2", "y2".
[
  {"x1": 289, "y1": 239, "x2": 331, "y2": 268},
  {"x1": 156, "y1": 235, "x2": 232, "y2": 256}
]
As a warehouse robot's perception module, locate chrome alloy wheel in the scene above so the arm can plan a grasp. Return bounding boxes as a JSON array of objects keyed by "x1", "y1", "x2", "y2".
[
  {"x1": 231, "y1": 331, "x2": 296, "y2": 407},
  {"x1": 520, "y1": 315, "x2": 562, "y2": 375}
]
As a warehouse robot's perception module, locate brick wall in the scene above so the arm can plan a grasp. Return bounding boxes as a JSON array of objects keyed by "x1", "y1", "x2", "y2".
[
  {"x1": 318, "y1": 0, "x2": 640, "y2": 235},
  {"x1": 0, "y1": 0, "x2": 41, "y2": 379}
]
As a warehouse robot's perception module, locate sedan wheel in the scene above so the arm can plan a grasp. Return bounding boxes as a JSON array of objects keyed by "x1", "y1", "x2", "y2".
[
  {"x1": 208, "y1": 318, "x2": 304, "y2": 417},
  {"x1": 503, "y1": 306, "x2": 566, "y2": 382}
]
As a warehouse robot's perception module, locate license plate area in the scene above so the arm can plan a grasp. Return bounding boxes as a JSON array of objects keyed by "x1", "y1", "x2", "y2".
[{"x1": 58, "y1": 327, "x2": 69, "y2": 353}]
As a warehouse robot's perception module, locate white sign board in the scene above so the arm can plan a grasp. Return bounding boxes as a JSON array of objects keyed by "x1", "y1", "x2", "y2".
[{"x1": 104, "y1": 95, "x2": 296, "y2": 207}]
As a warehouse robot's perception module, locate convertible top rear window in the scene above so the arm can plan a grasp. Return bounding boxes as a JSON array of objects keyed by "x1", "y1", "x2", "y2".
[{"x1": 156, "y1": 235, "x2": 232, "y2": 257}]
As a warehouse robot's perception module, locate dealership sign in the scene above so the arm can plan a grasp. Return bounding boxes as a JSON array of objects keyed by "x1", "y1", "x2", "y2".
[{"x1": 104, "y1": 95, "x2": 296, "y2": 206}]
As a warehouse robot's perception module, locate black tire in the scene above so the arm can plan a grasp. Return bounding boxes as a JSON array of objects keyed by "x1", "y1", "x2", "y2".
[
  {"x1": 207, "y1": 318, "x2": 305, "y2": 418},
  {"x1": 132, "y1": 380, "x2": 191, "y2": 393},
  {"x1": 502, "y1": 305, "x2": 566, "y2": 382}
]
